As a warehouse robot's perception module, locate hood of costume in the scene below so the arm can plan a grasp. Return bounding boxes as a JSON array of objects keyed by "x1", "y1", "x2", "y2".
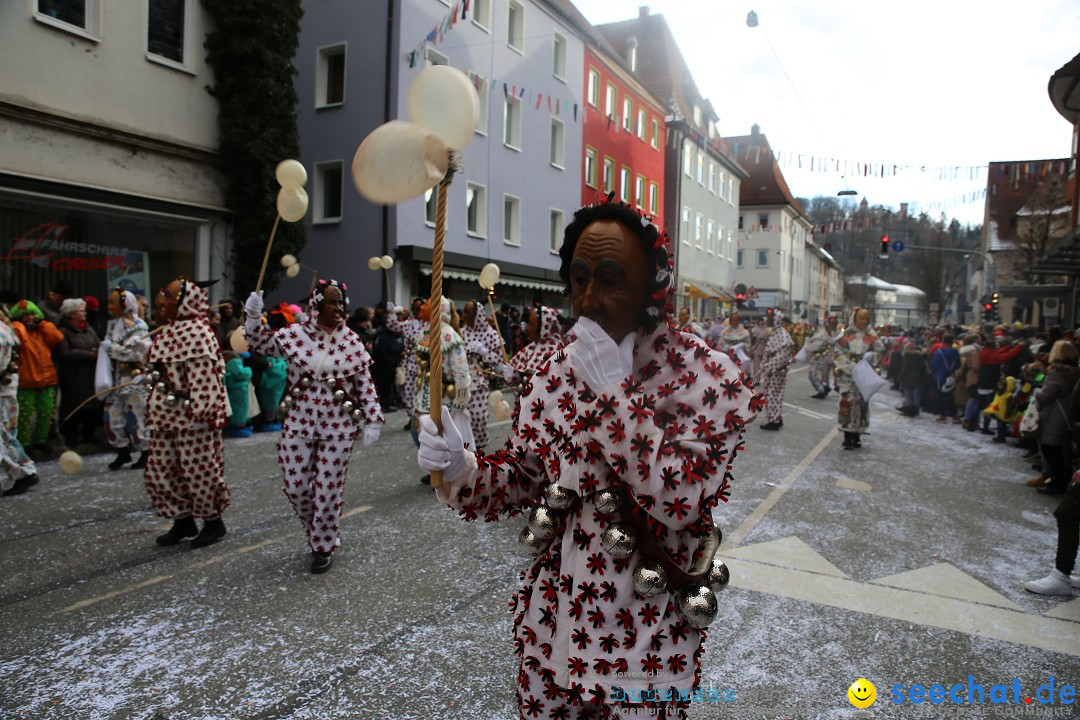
[
  {"x1": 107, "y1": 291, "x2": 149, "y2": 343},
  {"x1": 275, "y1": 279, "x2": 370, "y2": 379},
  {"x1": 764, "y1": 314, "x2": 794, "y2": 356},
  {"x1": 147, "y1": 281, "x2": 221, "y2": 364},
  {"x1": 510, "y1": 305, "x2": 563, "y2": 374},
  {"x1": 419, "y1": 297, "x2": 466, "y2": 354},
  {"x1": 462, "y1": 302, "x2": 503, "y2": 360}
]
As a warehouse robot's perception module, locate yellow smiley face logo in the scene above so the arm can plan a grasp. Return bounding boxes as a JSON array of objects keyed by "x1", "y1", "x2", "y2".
[{"x1": 848, "y1": 678, "x2": 876, "y2": 708}]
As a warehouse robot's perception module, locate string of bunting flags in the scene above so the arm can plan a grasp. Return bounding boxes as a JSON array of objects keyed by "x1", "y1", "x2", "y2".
[{"x1": 405, "y1": 0, "x2": 471, "y2": 68}]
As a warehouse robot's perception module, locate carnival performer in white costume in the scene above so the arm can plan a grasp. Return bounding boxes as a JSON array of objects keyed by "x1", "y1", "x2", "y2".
[{"x1": 102, "y1": 287, "x2": 151, "y2": 470}]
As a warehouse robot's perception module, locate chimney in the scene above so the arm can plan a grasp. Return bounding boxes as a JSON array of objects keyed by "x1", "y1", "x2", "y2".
[
  {"x1": 627, "y1": 36, "x2": 638, "y2": 72},
  {"x1": 899, "y1": 202, "x2": 908, "y2": 219},
  {"x1": 639, "y1": 6, "x2": 650, "y2": 18},
  {"x1": 751, "y1": 123, "x2": 760, "y2": 138}
]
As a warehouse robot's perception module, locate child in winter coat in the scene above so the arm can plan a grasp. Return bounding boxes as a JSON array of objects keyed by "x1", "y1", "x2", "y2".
[{"x1": 983, "y1": 376, "x2": 1020, "y2": 443}]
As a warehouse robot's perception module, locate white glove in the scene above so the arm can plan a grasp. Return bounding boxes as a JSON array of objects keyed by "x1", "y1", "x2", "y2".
[
  {"x1": 363, "y1": 423, "x2": 381, "y2": 446},
  {"x1": 862, "y1": 351, "x2": 874, "y2": 361},
  {"x1": 417, "y1": 407, "x2": 469, "y2": 483},
  {"x1": 99, "y1": 339, "x2": 113, "y2": 352},
  {"x1": 502, "y1": 364, "x2": 515, "y2": 382},
  {"x1": 244, "y1": 291, "x2": 264, "y2": 319},
  {"x1": 393, "y1": 305, "x2": 404, "y2": 315},
  {"x1": 568, "y1": 316, "x2": 636, "y2": 391},
  {"x1": 468, "y1": 341, "x2": 486, "y2": 355}
]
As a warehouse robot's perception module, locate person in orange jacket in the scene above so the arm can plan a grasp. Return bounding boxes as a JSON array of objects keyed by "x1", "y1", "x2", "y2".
[{"x1": 9, "y1": 300, "x2": 64, "y2": 453}]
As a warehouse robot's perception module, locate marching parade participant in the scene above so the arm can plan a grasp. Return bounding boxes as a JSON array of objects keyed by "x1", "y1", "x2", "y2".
[
  {"x1": 831, "y1": 307, "x2": 885, "y2": 449},
  {"x1": 460, "y1": 299, "x2": 503, "y2": 453},
  {"x1": 418, "y1": 198, "x2": 761, "y2": 719},
  {"x1": 144, "y1": 277, "x2": 230, "y2": 548},
  {"x1": 806, "y1": 316, "x2": 838, "y2": 399},
  {"x1": 504, "y1": 304, "x2": 565, "y2": 381},
  {"x1": 758, "y1": 311, "x2": 795, "y2": 431},
  {"x1": 102, "y1": 287, "x2": 151, "y2": 470},
  {"x1": 385, "y1": 298, "x2": 424, "y2": 431},
  {"x1": 711, "y1": 311, "x2": 750, "y2": 355},
  {"x1": 245, "y1": 280, "x2": 383, "y2": 574},
  {"x1": 749, "y1": 317, "x2": 768, "y2": 379},
  {"x1": 0, "y1": 309, "x2": 39, "y2": 496}
]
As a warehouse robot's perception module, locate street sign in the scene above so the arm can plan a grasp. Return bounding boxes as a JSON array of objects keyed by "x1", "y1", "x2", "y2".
[
  {"x1": 747, "y1": 300, "x2": 756, "y2": 309},
  {"x1": 929, "y1": 311, "x2": 939, "y2": 325},
  {"x1": 892, "y1": 240, "x2": 905, "y2": 253},
  {"x1": 748, "y1": 285, "x2": 759, "y2": 299},
  {"x1": 929, "y1": 302, "x2": 939, "y2": 312}
]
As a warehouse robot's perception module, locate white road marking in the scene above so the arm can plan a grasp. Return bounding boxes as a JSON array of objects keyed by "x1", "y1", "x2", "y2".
[
  {"x1": 835, "y1": 476, "x2": 872, "y2": 492},
  {"x1": 723, "y1": 427, "x2": 838, "y2": 549},
  {"x1": 871, "y1": 562, "x2": 1024, "y2": 611},
  {"x1": 783, "y1": 402, "x2": 831, "y2": 420},
  {"x1": 54, "y1": 507, "x2": 375, "y2": 615}
]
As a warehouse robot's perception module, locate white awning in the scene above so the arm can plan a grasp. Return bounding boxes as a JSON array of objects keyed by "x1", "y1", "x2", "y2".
[{"x1": 419, "y1": 265, "x2": 564, "y2": 293}]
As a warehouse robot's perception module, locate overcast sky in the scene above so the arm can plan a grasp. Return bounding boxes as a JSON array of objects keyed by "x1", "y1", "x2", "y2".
[{"x1": 571, "y1": 0, "x2": 1079, "y2": 226}]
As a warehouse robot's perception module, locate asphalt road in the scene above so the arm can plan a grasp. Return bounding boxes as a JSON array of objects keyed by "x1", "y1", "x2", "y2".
[{"x1": 1, "y1": 365, "x2": 1078, "y2": 720}]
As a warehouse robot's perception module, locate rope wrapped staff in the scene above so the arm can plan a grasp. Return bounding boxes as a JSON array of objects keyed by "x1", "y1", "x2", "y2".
[{"x1": 426, "y1": 159, "x2": 457, "y2": 488}]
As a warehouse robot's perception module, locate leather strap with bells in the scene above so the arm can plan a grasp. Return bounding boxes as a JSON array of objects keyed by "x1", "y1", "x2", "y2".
[{"x1": 620, "y1": 503, "x2": 720, "y2": 592}]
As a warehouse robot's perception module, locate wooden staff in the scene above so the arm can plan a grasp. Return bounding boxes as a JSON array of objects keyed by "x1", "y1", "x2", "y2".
[
  {"x1": 61, "y1": 380, "x2": 141, "y2": 424},
  {"x1": 255, "y1": 214, "x2": 282, "y2": 293},
  {"x1": 487, "y1": 293, "x2": 511, "y2": 363},
  {"x1": 428, "y1": 161, "x2": 454, "y2": 489}
]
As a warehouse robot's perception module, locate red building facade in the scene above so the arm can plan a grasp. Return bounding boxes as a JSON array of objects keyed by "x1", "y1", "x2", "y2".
[{"x1": 581, "y1": 45, "x2": 666, "y2": 230}]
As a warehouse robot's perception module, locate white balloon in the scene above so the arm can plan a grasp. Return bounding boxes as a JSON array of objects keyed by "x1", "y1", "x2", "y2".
[
  {"x1": 494, "y1": 399, "x2": 512, "y2": 421},
  {"x1": 380, "y1": 255, "x2": 394, "y2": 270},
  {"x1": 277, "y1": 187, "x2": 309, "y2": 222},
  {"x1": 285, "y1": 263, "x2": 301, "y2": 278},
  {"x1": 276, "y1": 159, "x2": 308, "y2": 188},
  {"x1": 352, "y1": 120, "x2": 448, "y2": 205},
  {"x1": 229, "y1": 326, "x2": 249, "y2": 353},
  {"x1": 367, "y1": 257, "x2": 382, "y2": 271},
  {"x1": 488, "y1": 389, "x2": 503, "y2": 407},
  {"x1": 478, "y1": 262, "x2": 500, "y2": 289},
  {"x1": 407, "y1": 66, "x2": 480, "y2": 150},
  {"x1": 59, "y1": 450, "x2": 83, "y2": 474},
  {"x1": 280, "y1": 253, "x2": 297, "y2": 268}
]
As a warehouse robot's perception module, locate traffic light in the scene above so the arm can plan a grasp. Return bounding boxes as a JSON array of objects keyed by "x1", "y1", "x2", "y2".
[
  {"x1": 983, "y1": 302, "x2": 994, "y2": 321},
  {"x1": 991, "y1": 292, "x2": 1000, "y2": 318},
  {"x1": 880, "y1": 235, "x2": 889, "y2": 256},
  {"x1": 735, "y1": 292, "x2": 745, "y2": 309}
]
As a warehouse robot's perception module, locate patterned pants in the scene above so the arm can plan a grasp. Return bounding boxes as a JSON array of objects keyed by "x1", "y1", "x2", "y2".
[
  {"x1": 468, "y1": 373, "x2": 491, "y2": 451},
  {"x1": 761, "y1": 369, "x2": 788, "y2": 423},
  {"x1": 105, "y1": 392, "x2": 147, "y2": 451},
  {"x1": 278, "y1": 435, "x2": 352, "y2": 554},
  {"x1": 0, "y1": 395, "x2": 36, "y2": 492},
  {"x1": 400, "y1": 355, "x2": 417, "y2": 417},
  {"x1": 17, "y1": 386, "x2": 56, "y2": 447},
  {"x1": 517, "y1": 662, "x2": 688, "y2": 719},
  {"x1": 809, "y1": 360, "x2": 832, "y2": 394},
  {"x1": 145, "y1": 429, "x2": 229, "y2": 519}
]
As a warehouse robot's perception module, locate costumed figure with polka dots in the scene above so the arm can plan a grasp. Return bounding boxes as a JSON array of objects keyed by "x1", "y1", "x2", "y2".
[
  {"x1": 502, "y1": 305, "x2": 565, "y2": 384},
  {"x1": 244, "y1": 280, "x2": 384, "y2": 574},
  {"x1": 461, "y1": 299, "x2": 504, "y2": 453},
  {"x1": 145, "y1": 277, "x2": 230, "y2": 549},
  {"x1": 384, "y1": 298, "x2": 425, "y2": 431},
  {"x1": 418, "y1": 198, "x2": 763, "y2": 719},
  {"x1": 757, "y1": 310, "x2": 794, "y2": 431},
  {"x1": 102, "y1": 286, "x2": 151, "y2": 471}
]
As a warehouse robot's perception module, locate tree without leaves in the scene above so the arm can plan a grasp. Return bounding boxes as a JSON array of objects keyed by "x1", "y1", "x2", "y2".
[{"x1": 201, "y1": 0, "x2": 305, "y2": 296}]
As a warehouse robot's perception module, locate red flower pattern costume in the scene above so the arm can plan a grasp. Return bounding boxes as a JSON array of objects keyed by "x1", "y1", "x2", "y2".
[
  {"x1": 427, "y1": 206, "x2": 763, "y2": 718},
  {"x1": 144, "y1": 281, "x2": 230, "y2": 521},
  {"x1": 244, "y1": 280, "x2": 384, "y2": 555},
  {"x1": 509, "y1": 306, "x2": 565, "y2": 380}
]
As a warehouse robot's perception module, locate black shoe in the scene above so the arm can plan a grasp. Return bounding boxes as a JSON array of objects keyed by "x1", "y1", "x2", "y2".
[
  {"x1": 2, "y1": 474, "x2": 38, "y2": 496},
  {"x1": 1037, "y1": 485, "x2": 1067, "y2": 497},
  {"x1": 190, "y1": 518, "x2": 226, "y2": 548},
  {"x1": 420, "y1": 474, "x2": 431, "y2": 485},
  {"x1": 156, "y1": 516, "x2": 198, "y2": 546},
  {"x1": 992, "y1": 436, "x2": 1006, "y2": 444},
  {"x1": 311, "y1": 551, "x2": 333, "y2": 574},
  {"x1": 811, "y1": 391, "x2": 828, "y2": 399},
  {"x1": 403, "y1": 419, "x2": 413, "y2": 432},
  {"x1": 108, "y1": 446, "x2": 133, "y2": 471},
  {"x1": 980, "y1": 428, "x2": 993, "y2": 435},
  {"x1": 842, "y1": 432, "x2": 853, "y2": 448},
  {"x1": 130, "y1": 452, "x2": 147, "y2": 470},
  {"x1": 761, "y1": 421, "x2": 781, "y2": 431},
  {"x1": 1022, "y1": 449, "x2": 1039, "y2": 459},
  {"x1": 852, "y1": 434, "x2": 862, "y2": 449}
]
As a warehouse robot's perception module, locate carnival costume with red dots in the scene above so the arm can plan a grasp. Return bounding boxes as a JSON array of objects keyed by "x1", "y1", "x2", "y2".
[
  {"x1": 245, "y1": 280, "x2": 384, "y2": 555},
  {"x1": 436, "y1": 209, "x2": 763, "y2": 718},
  {"x1": 144, "y1": 281, "x2": 229, "y2": 520},
  {"x1": 462, "y1": 303, "x2": 504, "y2": 450},
  {"x1": 508, "y1": 305, "x2": 565, "y2": 379}
]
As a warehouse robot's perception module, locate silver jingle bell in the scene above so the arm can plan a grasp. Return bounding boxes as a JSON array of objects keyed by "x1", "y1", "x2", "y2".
[
  {"x1": 290, "y1": 386, "x2": 303, "y2": 398},
  {"x1": 278, "y1": 402, "x2": 290, "y2": 414},
  {"x1": 299, "y1": 376, "x2": 312, "y2": 389},
  {"x1": 528, "y1": 505, "x2": 561, "y2": 542},
  {"x1": 600, "y1": 522, "x2": 637, "y2": 559},
  {"x1": 632, "y1": 560, "x2": 668, "y2": 598},
  {"x1": 155, "y1": 382, "x2": 167, "y2": 395},
  {"x1": 542, "y1": 483, "x2": 577, "y2": 511},
  {"x1": 182, "y1": 399, "x2": 191, "y2": 409},
  {"x1": 676, "y1": 583, "x2": 718, "y2": 629},
  {"x1": 518, "y1": 526, "x2": 549, "y2": 556},
  {"x1": 593, "y1": 487, "x2": 624, "y2": 516},
  {"x1": 281, "y1": 394, "x2": 294, "y2": 407},
  {"x1": 351, "y1": 408, "x2": 363, "y2": 421},
  {"x1": 340, "y1": 400, "x2": 354, "y2": 413},
  {"x1": 333, "y1": 389, "x2": 346, "y2": 403},
  {"x1": 706, "y1": 558, "x2": 730, "y2": 592},
  {"x1": 164, "y1": 393, "x2": 180, "y2": 407},
  {"x1": 148, "y1": 370, "x2": 160, "y2": 384}
]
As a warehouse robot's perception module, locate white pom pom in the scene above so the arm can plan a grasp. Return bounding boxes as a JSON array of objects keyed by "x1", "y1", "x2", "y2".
[{"x1": 59, "y1": 450, "x2": 84, "y2": 474}]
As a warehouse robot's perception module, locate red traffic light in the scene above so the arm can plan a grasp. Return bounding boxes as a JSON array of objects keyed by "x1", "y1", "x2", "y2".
[
  {"x1": 984, "y1": 303, "x2": 993, "y2": 311},
  {"x1": 736, "y1": 293, "x2": 744, "y2": 300}
]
